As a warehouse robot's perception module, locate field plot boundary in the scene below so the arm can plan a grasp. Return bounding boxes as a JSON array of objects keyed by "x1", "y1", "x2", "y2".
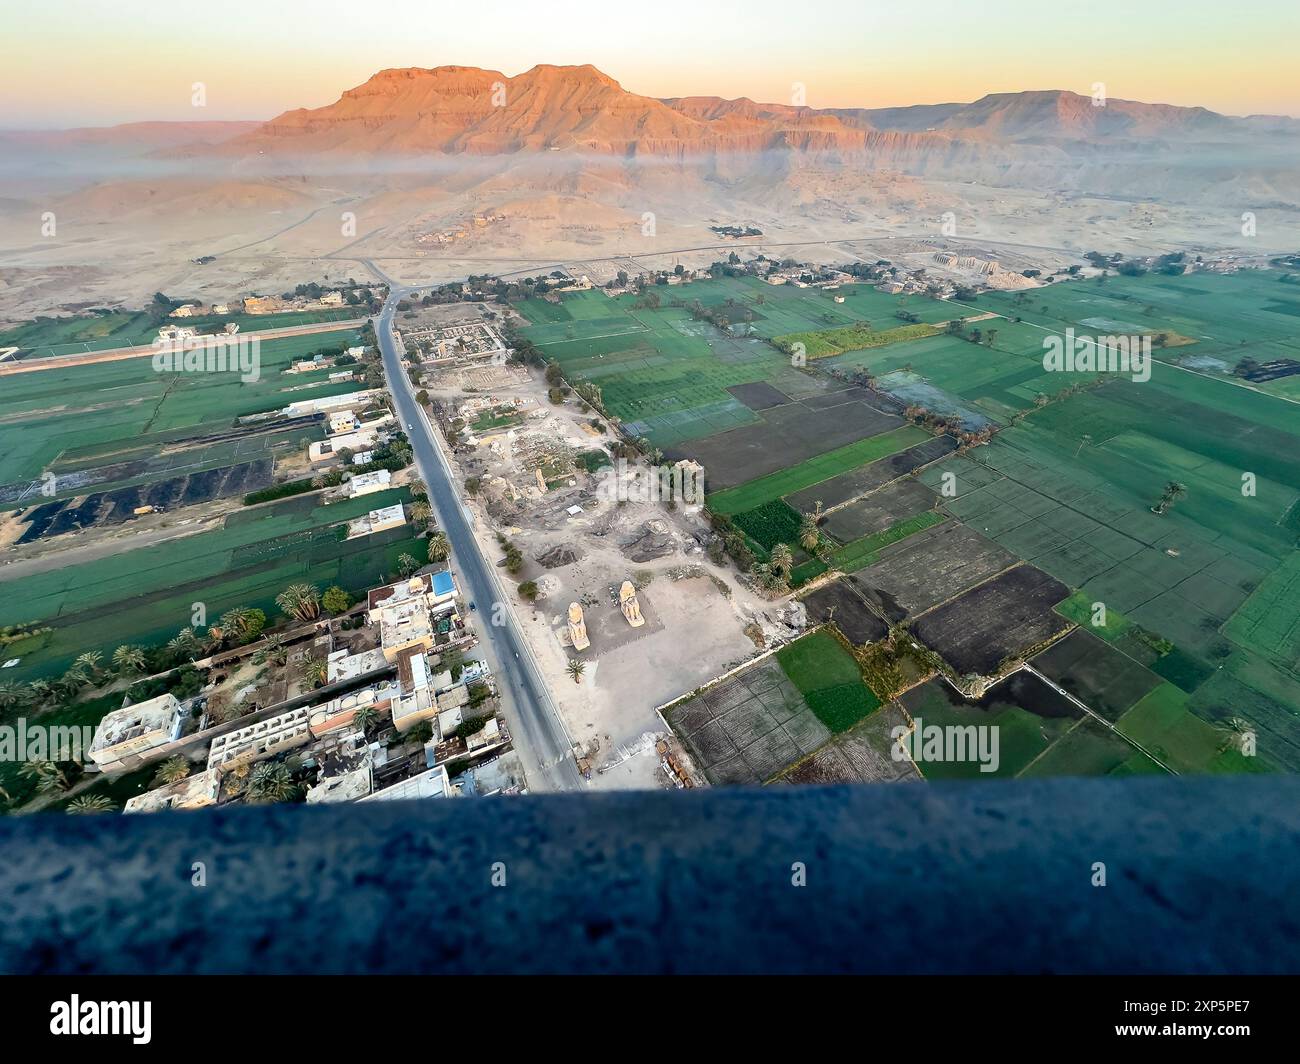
[{"x1": 707, "y1": 425, "x2": 928, "y2": 513}]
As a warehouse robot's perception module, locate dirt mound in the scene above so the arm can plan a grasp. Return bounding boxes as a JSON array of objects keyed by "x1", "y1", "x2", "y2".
[
  {"x1": 535, "y1": 543, "x2": 582, "y2": 568},
  {"x1": 622, "y1": 519, "x2": 676, "y2": 562}
]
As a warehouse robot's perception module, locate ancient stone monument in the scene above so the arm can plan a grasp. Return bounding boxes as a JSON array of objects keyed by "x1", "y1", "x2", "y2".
[
  {"x1": 619, "y1": 581, "x2": 645, "y2": 628},
  {"x1": 568, "y1": 602, "x2": 590, "y2": 651}
]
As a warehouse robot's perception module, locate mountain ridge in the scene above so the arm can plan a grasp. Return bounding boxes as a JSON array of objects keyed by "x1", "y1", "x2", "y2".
[{"x1": 203, "y1": 64, "x2": 1289, "y2": 159}]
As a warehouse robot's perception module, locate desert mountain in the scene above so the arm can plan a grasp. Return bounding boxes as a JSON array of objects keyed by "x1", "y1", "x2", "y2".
[{"x1": 207, "y1": 66, "x2": 1284, "y2": 161}]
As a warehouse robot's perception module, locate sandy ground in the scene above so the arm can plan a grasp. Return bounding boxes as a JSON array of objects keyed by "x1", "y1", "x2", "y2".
[{"x1": 2, "y1": 161, "x2": 1289, "y2": 323}]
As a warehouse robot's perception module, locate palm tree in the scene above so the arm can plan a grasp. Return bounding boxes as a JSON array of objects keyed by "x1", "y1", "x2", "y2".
[
  {"x1": 246, "y1": 761, "x2": 295, "y2": 803},
  {"x1": 112, "y1": 645, "x2": 147, "y2": 676},
  {"x1": 300, "y1": 656, "x2": 327, "y2": 689},
  {"x1": 167, "y1": 628, "x2": 199, "y2": 660},
  {"x1": 426, "y1": 532, "x2": 450, "y2": 563},
  {"x1": 276, "y1": 584, "x2": 321, "y2": 623},
  {"x1": 0, "y1": 681, "x2": 29, "y2": 713},
  {"x1": 799, "y1": 514, "x2": 820, "y2": 552},
  {"x1": 398, "y1": 554, "x2": 420, "y2": 578},
  {"x1": 410, "y1": 501, "x2": 432, "y2": 526},
  {"x1": 566, "y1": 659, "x2": 586, "y2": 685},
  {"x1": 770, "y1": 543, "x2": 794, "y2": 578},
  {"x1": 59, "y1": 666, "x2": 90, "y2": 694},
  {"x1": 67, "y1": 794, "x2": 115, "y2": 814},
  {"x1": 1153, "y1": 481, "x2": 1187, "y2": 515},
  {"x1": 351, "y1": 704, "x2": 378, "y2": 736},
  {"x1": 26, "y1": 679, "x2": 53, "y2": 707},
  {"x1": 19, "y1": 759, "x2": 68, "y2": 793},
  {"x1": 73, "y1": 651, "x2": 104, "y2": 677},
  {"x1": 220, "y1": 606, "x2": 256, "y2": 640},
  {"x1": 156, "y1": 757, "x2": 191, "y2": 785},
  {"x1": 253, "y1": 634, "x2": 286, "y2": 666}
]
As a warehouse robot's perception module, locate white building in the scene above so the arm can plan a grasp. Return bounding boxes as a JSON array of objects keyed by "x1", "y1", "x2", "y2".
[
  {"x1": 283, "y1": 389, "x2": 379, "y2": 418},
  {"x1": 391, "y1": 646, "x2": 438, "y2": 733},
  {"x1": 362, "y1": 764, "x2": 455, "y2": 801},
  {"x1": 348, "y1": 469, "x2": 392, "y2": 498},
  {"x1": 124, "y1": 768, "x2": 220, "y2": 813},
  {"x1": 207, "y1": 707, "x2": 311, "y2": 774},
  {"x1": 88, "y1": 694, "x2": 183, "y2": 772}
]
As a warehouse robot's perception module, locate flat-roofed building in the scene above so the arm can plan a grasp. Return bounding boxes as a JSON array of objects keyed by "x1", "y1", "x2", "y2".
[
  {"x1": 325, "y1": 647, "x2": 388, "y2": 685},
  {"x1": 430, "y1": 569, "x2": 457, "y2": 607},
  {"x1": 362, "y1": 764, "x2": 455, "y2": 802},
  {"x1": 307, "y1": 681, "x2": 396, "y2": 738},
  {"x1": 348, "y1": 469, "x2": 392, "y2": 498},
  {"x1": 124, "y1": 768, "x2": 220, "y2": 813},
  {"x1": 366, "y1": 503, "x2": 407, "y2": 533},
  {"x1": 309, "y1": 428, "x2": 380, "y2": 464},
  {"x1": 88, "y1": 694, "x2": 184, "y2": 773},
  {"x1": 282, "y1": 389, "x2": 379, "y2": 418},
  {"x1": 369, "y1": 575, "x2": 437, "y2": 660},
  {"x1": 437, "y1": 705, "x2": 463, "y2": 736},
  {"x1": 435, "y1": 684, "x2": 469, "y2": 714},
  {"x1": 304, "y1": 730, "x2": 373, "y2": 804},
  {"x1": 391, "y1": 646, "x2": 437, "y2": 733},
  {"x1": 208, "y1": 707, "x2": 311, "y2": 774}
]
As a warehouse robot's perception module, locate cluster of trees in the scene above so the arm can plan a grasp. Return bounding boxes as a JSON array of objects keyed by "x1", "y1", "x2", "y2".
[
  {"x1": 705, "y1": 510, "x2": 756, "y2": 573},
  {"x1": 496, "y1": 533, "x2": 525, "y2": 575},
  {"x1": 687, "y1": 298, "x2": 754, "y2": 331},
  {"x1": 1005, "y1": 377, "x2": 1107, "y2": 427},
  {"x1": 945, "y1": 319, "x2": 999, "y2": 347},
  {"x1": 0, "y1": 577, "x2": 369, "y2": 723}
]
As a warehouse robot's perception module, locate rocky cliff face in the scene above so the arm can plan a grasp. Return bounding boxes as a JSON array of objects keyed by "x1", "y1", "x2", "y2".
[{"x1": 220, "y1": 66, "x2": 1285, "y2": 161}]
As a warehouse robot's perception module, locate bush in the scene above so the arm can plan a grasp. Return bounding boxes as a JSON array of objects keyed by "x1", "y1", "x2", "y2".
[
  {"x1": 243, "y1": 479, "x2": 316, "y2": 506},
  {"x1": 322, "y1": 586, "x2": 352, "y2": 614}
]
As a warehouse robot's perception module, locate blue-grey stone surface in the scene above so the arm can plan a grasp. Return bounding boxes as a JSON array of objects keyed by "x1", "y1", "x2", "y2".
[{"x1": 0, "y1": 776, "x2": 1296, "y2": 974}]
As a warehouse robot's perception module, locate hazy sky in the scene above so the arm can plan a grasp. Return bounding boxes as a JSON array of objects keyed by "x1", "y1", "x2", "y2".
[{"x1": 4, "y1": 0, "x2": 1298, "y2": 127}]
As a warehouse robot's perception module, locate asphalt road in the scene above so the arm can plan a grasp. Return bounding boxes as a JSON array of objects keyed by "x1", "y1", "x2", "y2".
[{"x1": 374, "y1": 293, "x2": 583, "y2": 792}]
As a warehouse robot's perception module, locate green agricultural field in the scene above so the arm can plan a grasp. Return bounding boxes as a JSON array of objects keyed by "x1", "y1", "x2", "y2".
[
  {"x1": 815, "y1": 269, "x2": 1300, "y2": 774},
  {"x1": 0, "y1": 488, "x2": 421, "y2": 680},
  {"x1": 731, "y1": 499, "x2": 804, "y2": 553},
  {"x1": 831, "y1": 511, "x2": 946, "y2": 573},
  {"x1": 0, "y1": 307, "x2": 361, "y2": 359},
  {"x1": 773, "y1": 322, "x2": 939, "y2": 360},
  {"x1": 776, "y1": 628, "x2": 881, "y2": 732},
  {"x1": 978, "y1": 269, "x2": 1300, "y2": 394},
  {"x1": 1223, "y1": 552, "x2": 1300, "y2": 672},
  {"x1": 0, "y1": 330, "x2": 365, "y2": 486},
  {"x1": 708, "y1": 425, "x2": 928, "y2": 514},
  {"x1": 1115, "y1": 683, "x2": 1257, "y2": 775},
  {"x1": 900, "y1": 677, "x2": 1076, "y2": 780},
  {"x1": 517, "y1": 279, "x2": 898, "y2": 448},
  {"x1": 1020, "y1": 717, "x2": 1166, "y2": 778}
]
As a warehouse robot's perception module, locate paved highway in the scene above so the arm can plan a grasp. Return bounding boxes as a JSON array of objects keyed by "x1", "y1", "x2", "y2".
[{"x1": 373, "y1": 291, "x2": 584, "y2": 792}]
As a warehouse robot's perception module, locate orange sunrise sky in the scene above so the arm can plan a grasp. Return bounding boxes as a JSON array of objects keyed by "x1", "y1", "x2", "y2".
[{"x1": 2, "y1": 0, "x2": 1297, "y2": 127}]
